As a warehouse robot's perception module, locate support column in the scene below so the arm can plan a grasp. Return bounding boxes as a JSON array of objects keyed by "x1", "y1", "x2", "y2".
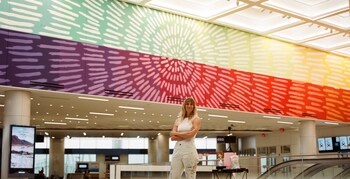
[
  {"x1": 49, "y1": 138, "x2": 64, "y2": 178},
  {"x1": 299, "y1": 120, "x2": 317, "y2": 156},
  {"x1": 216, "y1": 143, "x2": 225, "y2": 152},
  {"x1": 148, "y1": 137, "x2": 157, "y2": 164},
  {"x1": 1, "y1": 90, "x2": 31, "y2": 179},
  {"x1": 157, "y1": 133, "x2": 169, "y2": 163}
]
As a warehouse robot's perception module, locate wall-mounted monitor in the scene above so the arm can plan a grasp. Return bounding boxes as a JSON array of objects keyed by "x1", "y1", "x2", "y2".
[
  {"x1": 77, "y1": 163, "x2": 88, "y2": 170},
  {"x1": 318, "y1": 137, "x2": 341, "y2": 153},
  {"x1": 105, "y1": 155, "x2": 120, "y2": 161},
  {"x1": 9, "y1": 125, "x2": 36, "y2": 177}
]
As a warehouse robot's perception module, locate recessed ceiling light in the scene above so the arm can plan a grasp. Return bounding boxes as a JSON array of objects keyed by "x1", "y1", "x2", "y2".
[
  {"x1": 89, "y1": 112, "x2": 114, "y2": 116},
  {"x1": 263, "y1": 115, "x2": 281, "y2": 119},
  {"x1": 118, "y1": 106, "x2": 144, "y2": 110},
  {"x1": 324, "y1": 122, "x2": 339, "y2": 125},
  {"x1": 157, "y1": 133, "x2": 161, "y2": 136},
  {"x1": 121, "y1": 133, "x2": 124, "y2": 136},
  {"x1": 228, "y1": 120, "x2": 246, "y2": 123},
  {"x1": 78, "y1": 96, "x2": 109, "y2": 101},
  {"x1": 277, "y1": 121, "x2": 293, "y2": 125},
  {"x1": 45, "y1": 132, "x2": 49, "y2": 135},
  {"x1": 208, "y1": 114, "x2": 228, "y2": 118},
  {"x1": 83, "y1": 132, "x2": 86, "y2": 136},
  {"x1": 44, "y1": 122, "x2": 67, "y2": 125},
  {"x1": 65, "y1": 117, "x2": 89, "y2": 121}
]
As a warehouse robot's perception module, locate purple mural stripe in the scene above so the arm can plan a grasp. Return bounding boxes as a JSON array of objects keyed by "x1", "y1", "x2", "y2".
[{"x1": 1, "y1": 28, "x2": 350, "y2": 122}]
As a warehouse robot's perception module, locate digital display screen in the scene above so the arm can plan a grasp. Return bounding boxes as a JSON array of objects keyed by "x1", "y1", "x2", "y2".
[
  {"x1": 111, "y1": 156, "x2": 119, "y2": 161},
  {"x1": 78, "y1": 164, "x2": 88, "y2": 169},
  {"x1": 105, "y1": 155, "x2": 120, "y2": 161},
  {"x1": 9, "y1": 125, "x2": 35, "y2": 176},
  {"x1": 318, "y1": 138, "x2": 325, "y2": 151},
  {"x1": 318, "y1": 136, "x2": 342, "y2": 153},
  {"x1": 339, "y1": 136, "x2": 348, "y2": 149}
]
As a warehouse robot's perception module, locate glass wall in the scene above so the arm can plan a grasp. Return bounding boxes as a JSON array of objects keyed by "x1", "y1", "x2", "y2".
[
  {"x1": 35, "y1": 136, "x2": 217, "y2": 175},
  {"x1": 34, "y1": 136, "x2": 50, "y2": 174}
]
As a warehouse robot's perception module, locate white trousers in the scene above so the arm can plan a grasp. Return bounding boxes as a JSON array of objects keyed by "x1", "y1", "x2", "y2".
[
  {"x1": 170, "y1": 142, "x2": 198, "y2": 179},
  {"x1": 170, "y1": 153, "x2": 198, "y2": 179}
]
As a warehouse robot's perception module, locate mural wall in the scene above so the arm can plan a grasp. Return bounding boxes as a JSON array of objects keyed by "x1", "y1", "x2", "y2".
[{"x1": 0, "y1": 0, "x2": 349, "y2": 122}]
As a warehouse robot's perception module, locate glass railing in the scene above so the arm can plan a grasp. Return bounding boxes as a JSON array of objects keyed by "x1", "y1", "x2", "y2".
[{"x1": 107, "y1": 153, "x2": 350, "y2": 179}]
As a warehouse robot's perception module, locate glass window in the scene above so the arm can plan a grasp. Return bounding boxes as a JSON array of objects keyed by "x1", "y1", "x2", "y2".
[
  {"x1": 128, "y1": 154, "x2": 148, "y2": 164},
  {"x1": 64, "y1": 137, "x2": 148, "y2": 149},
  {"x1": 64, "y1": 154, "x2": 96, "y2": 174},
  {"x1": 35, "y1": 154, "x2": 49, "y2": 175}
]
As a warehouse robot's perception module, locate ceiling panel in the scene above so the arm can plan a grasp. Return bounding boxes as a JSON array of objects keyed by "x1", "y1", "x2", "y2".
[
  {"x1": 262, "y1": 0, "x2": 349, "y2": 19},
  {"x1": 121, "y1": 0, "x2": 350, "y2": 58},
  {"x1": 215, "y1": 6, "x2": 301, "y2": 34},
  {"x1": 305, "y1": 33, "x2": 350, "y2": 50},
  {"x1": 269, "y1": 23, "x2": 337, "y2": 43}
]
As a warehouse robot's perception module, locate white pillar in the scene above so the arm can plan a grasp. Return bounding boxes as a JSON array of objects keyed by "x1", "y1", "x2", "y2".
[
  {"x1": 299, "y1": 120, "x2": 317, "y2": 156},
  {"x1": 49, "y1": 138, "x2": 64, "y2": 178},
  {"x1": 157, "y1": 134, "x2": 169, "y2": 163},
  {"x1": 1, "y1": 90, "x2": 31, "y2": 179}
]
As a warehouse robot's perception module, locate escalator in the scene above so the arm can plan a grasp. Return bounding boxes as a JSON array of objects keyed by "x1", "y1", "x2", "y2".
[{"x1": 258, "y1": 158, "x2": 350, "y2": 179}]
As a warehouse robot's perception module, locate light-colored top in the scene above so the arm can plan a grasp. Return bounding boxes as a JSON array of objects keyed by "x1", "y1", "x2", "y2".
[{"x1": 173, "y1": 117, "x2": 197, "y2": 156}]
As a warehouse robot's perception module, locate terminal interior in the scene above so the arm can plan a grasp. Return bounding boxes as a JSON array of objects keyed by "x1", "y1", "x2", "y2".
[{"x1": 1, "y1": 0, "x2": 350, "y2": 179}]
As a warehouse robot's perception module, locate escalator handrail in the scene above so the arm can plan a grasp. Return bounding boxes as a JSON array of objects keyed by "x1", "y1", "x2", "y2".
[{"x1": 257, "y1": 158, "x2": 350, "y2": 179}]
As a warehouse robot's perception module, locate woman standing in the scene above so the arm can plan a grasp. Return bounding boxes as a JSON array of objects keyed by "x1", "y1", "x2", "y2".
[{"x1": 169, "y1": 97, "x2": 202, "y2": 179}]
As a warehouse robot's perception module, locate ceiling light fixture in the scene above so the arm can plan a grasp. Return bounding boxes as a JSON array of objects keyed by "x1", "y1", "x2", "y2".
[
  {"x1": 263, "y1": 115, "x2": 281, "y2": 119},
  {"x1": 0, "y1": 104, "x2": 4, "y2": 107},
  {"x1": 118, "y1": 106, "x2": 144, "y2": 110},
  {"x1": 83, "y1": 132, "x2": 86, "y2": 136},
  {"x1": 44, "y1": 122, "x2": 67, "y2": 125},
  {"x1": 65, "y1": 117, "x2": 89, "y2": 121},
  {"x1": 325, "y1": 122, "x2": 339, "y2": 125},
  {"x1": 277, "y1": 121, "x2": 293, "y2": 125},
  {"x1": 228, "y1": 120, "x2": 246, "y2": 123},
  {"x1": 208, "y1": 114, "x2": 228, "y2": 118},
  {"x1": 89, "y1": 112, "x2": 114, "y2": 116},
  {"x1": 0, "y1": 94, "x2": 4, "y2": 97},
  {"x1": 78, "y1": 96, "x2": 109, "y2": 101},
  {"x1": 45, "y1": 132, "x2": 49, "y2": 135},
  {"x1": 121, "y1": 133, "x2": 124, "y2": 136}
]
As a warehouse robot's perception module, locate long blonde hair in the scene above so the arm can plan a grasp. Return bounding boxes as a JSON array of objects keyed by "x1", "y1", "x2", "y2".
[{"x1": 178, "y1": 97, "x2": 198, "y2": 123}]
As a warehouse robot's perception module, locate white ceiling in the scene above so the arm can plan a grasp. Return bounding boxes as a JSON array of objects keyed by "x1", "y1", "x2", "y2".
[
  {"x1": 0, "y1": 86, "x2": 346, "y2": 139},
  {"x1": 123, "y1": 0, "x2": 350, "y2": 58}
]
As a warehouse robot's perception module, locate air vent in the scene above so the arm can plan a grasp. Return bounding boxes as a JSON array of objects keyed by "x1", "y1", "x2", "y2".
[
  {"x1": 167, "y1": 96, "x2": 184, "y2": 103},
  {"x1": 219, "y1": 103, "x2": 239, "y2": 109},
  {"x1": 302, "y1": 112, "x2": 317, "y2": 118},
  {"x1": 30, "y1": 81, "x2": 64, "y2": 89},
  {"x1": 263, "y1": 108, "x2": 281, "y2": 113},
  {"x1": 104, "y1": 89, "x2": 133, "y2": 97}
]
